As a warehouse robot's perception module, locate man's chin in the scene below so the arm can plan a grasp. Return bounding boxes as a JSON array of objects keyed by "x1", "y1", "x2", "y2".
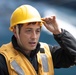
[{"x1": 30, "y1": 46, "x2": 36, "y2": 50}]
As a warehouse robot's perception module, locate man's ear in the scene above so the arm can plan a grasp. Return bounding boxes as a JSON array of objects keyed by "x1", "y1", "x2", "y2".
[{"x1": 13, "y1": 28, "x2": 17, "y2": 38}]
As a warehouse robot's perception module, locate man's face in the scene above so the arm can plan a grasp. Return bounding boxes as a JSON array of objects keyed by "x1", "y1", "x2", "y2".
[{"x1": 17, "y1": 22, "x2": 41, "y2": 51}]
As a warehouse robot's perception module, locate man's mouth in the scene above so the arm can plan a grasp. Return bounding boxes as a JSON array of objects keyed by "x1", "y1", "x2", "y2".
[{"x1": 29, "y1": 42, "x2": 36, "y2": 46}]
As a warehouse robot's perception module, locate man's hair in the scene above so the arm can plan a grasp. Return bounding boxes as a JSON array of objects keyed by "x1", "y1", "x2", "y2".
[
  {"x1": 14, "y1": 24, "x2": 23, "y2": 34},
  {"x1": 14, "y1": 22, "x2": 42, "y2": 34}
]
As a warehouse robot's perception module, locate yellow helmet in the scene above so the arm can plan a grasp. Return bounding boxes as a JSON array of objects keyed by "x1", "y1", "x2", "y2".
[{"x1": 9, "y1": 5, "x2": 42, "y2": 31}]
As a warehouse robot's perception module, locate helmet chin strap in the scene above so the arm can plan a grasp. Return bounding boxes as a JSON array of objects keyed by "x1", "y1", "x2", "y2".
[{"x1": 16, "y1": 25, "x2": 23, "y2": 48}]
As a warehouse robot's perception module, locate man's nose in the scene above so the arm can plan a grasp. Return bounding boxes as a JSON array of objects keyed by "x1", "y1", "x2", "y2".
[{"x1": 31, "y1": 31, "x2": 37, "y2": 39}]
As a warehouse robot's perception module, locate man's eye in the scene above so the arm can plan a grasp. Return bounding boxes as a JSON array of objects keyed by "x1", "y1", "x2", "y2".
[
  {"x1": 26, "y1": 30, "x2": 31, "y2": 32},
  {"x1": 28, "y1": 30, "x2": 31, "y2": 31},
  {"x1": 37, "y1": 30, "x2": 40, "y2": 32},
  {"x1": 36, "y1": 30, "x2": 41, "y2": 33}
]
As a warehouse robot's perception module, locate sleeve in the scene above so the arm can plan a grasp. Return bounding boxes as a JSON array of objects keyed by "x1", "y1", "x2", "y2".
[
  {"x1": 49, "y1": 29, "x2": 76, "y2": 68},
  {"x1": 0, "y1": 54, "x2": 9, "y2": 75}
]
